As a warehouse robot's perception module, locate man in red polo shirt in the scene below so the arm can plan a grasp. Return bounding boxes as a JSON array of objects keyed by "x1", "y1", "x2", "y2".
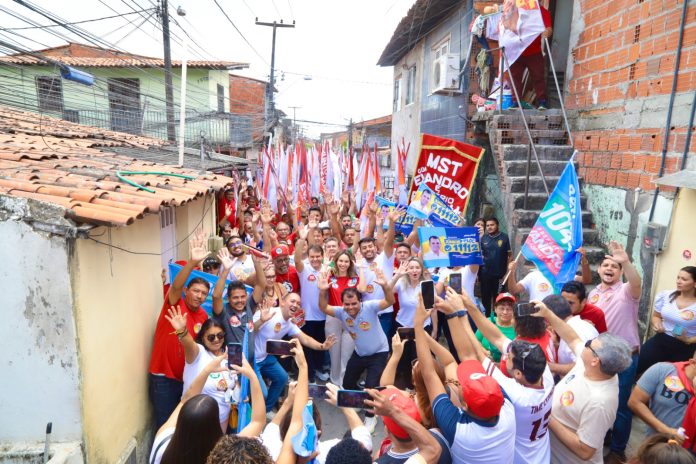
[{"x1": 148, "y1": 231, "x2": 211, "y2": 428}]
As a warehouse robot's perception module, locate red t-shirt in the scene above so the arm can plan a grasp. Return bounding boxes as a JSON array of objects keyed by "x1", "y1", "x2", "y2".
[
  {"x1": 277, "y1": 265, "x2": 301, "y2": 294},
  {"x1": 148, "y1": 296, "x2": 209, "y2": 381},
  {"x1": 521, "y1": 7, "x2": 552, "y2": 56},
  {"x1": 328, "y1": 275, "x2": 360, "y2": 306},
  {"x1": 578, "y1": 303, "x2": 608, "y2": 333}
]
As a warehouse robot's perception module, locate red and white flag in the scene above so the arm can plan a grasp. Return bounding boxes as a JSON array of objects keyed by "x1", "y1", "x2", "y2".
[{"x1": 485, "y1": 0, "x2": 546, "y2": 68}]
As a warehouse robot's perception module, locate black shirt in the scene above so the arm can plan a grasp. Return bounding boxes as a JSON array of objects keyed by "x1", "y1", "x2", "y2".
[
  {"x1": 480, "y1": 232, "x2": 510, "y2": 277},
  {"x1": 213, "y1": 298, "x2": 257, "y2": 362},
  {"x1": 375, "y1": 429, "x2": 452, "y2": 464}
]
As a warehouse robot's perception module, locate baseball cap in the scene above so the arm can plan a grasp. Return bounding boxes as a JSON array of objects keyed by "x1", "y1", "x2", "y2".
[
  {"x1": 495, "y1": 292, "x2": 516, "y2": 304},
  {"x1": 271, "y1": 245, "x2": 290, "y2": 259},
  {"x1": 456, "y1": 360, "x2": 504, "y2": 419},
  {"x1": 380, "y1": 388, "x2": 421, "y2": 440}
]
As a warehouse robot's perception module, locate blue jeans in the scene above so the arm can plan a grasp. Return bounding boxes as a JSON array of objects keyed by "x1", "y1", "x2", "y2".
[
  {"x1": 378, "y1": 313, "x2": 394, "y2": 348},
  {"x1": 256, "y1": 355, "x2": 288, "y2": 412},
  {"x1": 149, "y1": 374, "x2": 183, "y2": 430},
  {"x1": 610, "y1": 352, "x2": 639, "y2": 453}
]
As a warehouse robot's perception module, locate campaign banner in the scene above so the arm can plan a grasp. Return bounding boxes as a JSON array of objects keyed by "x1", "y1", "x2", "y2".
[
  {"x1": 521, "y1": 157, "x2": 583, "y2": 292},
  {"x1": 485, "y1": 0, "x2": 546, "y2": 68},
  {"x1": 379, "y1": 186, "x2": 461, "y2": 235},
  {"x1": 410, "y1": 134, "x2": 485, "y2": 214},
  {"x1": 169, "y1": 263, "x2": 253, "y2": 316},
  {"x1": 417, "y1": 226, "x2": 483, "y2": 268}
]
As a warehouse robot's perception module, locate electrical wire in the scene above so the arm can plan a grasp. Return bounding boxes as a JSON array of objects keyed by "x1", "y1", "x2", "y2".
[
  {"x1": 1, "y1": 9, "x2": 152, "y2": 31},
  {"x1": 210, "y1": 0, "x2": 269, "y2": 66}
]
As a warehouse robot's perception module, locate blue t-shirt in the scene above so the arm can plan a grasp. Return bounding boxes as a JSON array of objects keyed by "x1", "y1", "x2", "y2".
[{"x1": 333, "y1": 300, "x2": 388, "y2": 356}]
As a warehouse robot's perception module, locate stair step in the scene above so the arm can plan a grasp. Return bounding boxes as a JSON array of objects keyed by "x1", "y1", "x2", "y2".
[
  {"x1": 501, "y1": 144, "x2": 575, "y2": 161},
  {"x1": 512, "y1": 209, "x2": 593, "y2": 228},
  {"x1": 511, "y1": 193, "x2": 588, "y2": 210},
  {"x1": 516, "y1": 227, "x2": 602, "y2": 248},
  {"x1": 495, "y1": 129, "x2": 568, "y2": 146},
  {"x1": 506, "y1": 159, "x2": 569, "y2": 176},
  {"x1": 509, "y1": 175, "x2": 560, "y2": 193},
  {"x1": 491, "y1": 111, "x2": 566, "y2": 131}
]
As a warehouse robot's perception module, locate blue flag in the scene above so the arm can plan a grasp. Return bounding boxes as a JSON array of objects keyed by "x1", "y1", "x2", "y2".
[
  {"x1": 168, "y1": 263, "x2": 252, "y2": 316},
  {"x1": 521, "y1": 158, "x2": 583, "y2": 292},
  {"x1": 417, "y1": 226, "x2": 483, "y2": 268},
  {"x1": 236, "y1": 326, "x2": 251, "y2": 433}
]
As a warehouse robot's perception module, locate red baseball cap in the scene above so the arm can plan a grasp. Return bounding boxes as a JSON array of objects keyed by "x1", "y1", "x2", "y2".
[
  {"x1": 271, "y1": 245, "x2": 290, "y2": 259},
  {"x1": 495, "y1": 292, "x2": 517, "y2": 304},
  {"x1": 456, "y1": 360, "x2": 504, "y2": 419},
  {"x1": 380, "y1": 388, "x2": 422, "y2": 440}
]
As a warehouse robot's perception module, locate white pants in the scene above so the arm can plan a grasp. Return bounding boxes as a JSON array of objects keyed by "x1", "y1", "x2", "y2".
[{"x1": 324, "y1": 315, "x2": 354, "y2": 386}]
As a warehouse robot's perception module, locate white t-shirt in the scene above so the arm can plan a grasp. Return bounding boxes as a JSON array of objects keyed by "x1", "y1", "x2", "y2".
[
  {"x1": 228, "y1": 254, "x2": 255, "y2": 282},
  {"x1": 557, "y1": 317, "x2": 599, "y2": 365},
  {"x1": 181, "y1": 344, "x2": 234, "y2": 424},
  {"x1": 394, "y1": 280, "x2": 431, "y2": 328},
  {"x1": 360, "y1": 251, "x2": 395, "y2": 315},
  {"x1": 519, "y1": 270, "x2": 554, "y2": 301},
  {"x1": 550, "y1": 345, "x2": 619, "y2": 464},
  {"x1": 438, "y1": 266, "x2": 478, "y2": 299},
  {"x1": 253, "y1": 307, "x2": 301, "y2": 363},
  {"x1": 299, "y1": 261, "x2": 325, "y2": 321},
  {"x1": 260, "y1": 422, "x2": 372, "y2": 463},
  {"x1": 149, "y1": 427, "x2": 174, "y2": 464},
  {"x1": 483, "y1": 353, "x2": 554, "y2": 464}
]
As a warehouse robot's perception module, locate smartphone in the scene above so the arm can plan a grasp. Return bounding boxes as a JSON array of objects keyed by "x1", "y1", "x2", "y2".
[
  {"x1": 266, "y1": 339, "x2": 293, "y2": 356},
  {"x1": 397, "y1": 327, "x2": 415, "y2": 341},
  {"x1": 374, "y1": 386, "x2": 388, "y2": 391},
  {"x1": 336, "y1": 390, "x2": 370, "y2": 409},
  {"x1": 421, "y1": 280, "x2": 435, "y2": 309},
  {"x1": 227, "y1": 342, "x2": 243, "y2": 368},
  {"x1": 308, "y1": 384, "x2": 328, "y2": 400},
  {"x1": 515, "y1": 302, "x2": 540, "y2": 317},
  {"x1": 448, "y1": 273, "x2": 463, "y2": 293}
]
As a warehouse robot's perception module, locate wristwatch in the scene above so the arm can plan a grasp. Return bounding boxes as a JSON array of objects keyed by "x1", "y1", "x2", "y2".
[{"x1": 445, "y1": 310, "x2": 467, "y2": 320}]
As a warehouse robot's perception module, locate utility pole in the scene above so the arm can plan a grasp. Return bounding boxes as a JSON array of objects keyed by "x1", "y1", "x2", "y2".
[
  {"x1": 160, "y1": 0, "x2": 176, "y2": 142},
  {"x1": 289, "y1": 106, "x2": 301, "y2": 142},
  {"x1": 256, "y1": 18, "x2": 295, "y2": 141}
]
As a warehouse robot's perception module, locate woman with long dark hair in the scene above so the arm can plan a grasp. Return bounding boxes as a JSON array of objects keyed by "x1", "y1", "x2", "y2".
[{"x1": 638, "y1": 266, "x2": 696, "y2": 377}]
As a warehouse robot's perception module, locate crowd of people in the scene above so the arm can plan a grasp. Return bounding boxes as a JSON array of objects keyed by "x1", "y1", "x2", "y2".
[{"x1": 146, "y1": 180, "x2": 696, "y2": 464}]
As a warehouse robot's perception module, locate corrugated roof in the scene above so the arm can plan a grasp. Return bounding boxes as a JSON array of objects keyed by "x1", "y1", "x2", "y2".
[
  {"x1": 377, "y1": 0, "x2": 463, "y2": 67},
  {"x1": 0, "y1": 106, "x2": 233, "y2": 227}
]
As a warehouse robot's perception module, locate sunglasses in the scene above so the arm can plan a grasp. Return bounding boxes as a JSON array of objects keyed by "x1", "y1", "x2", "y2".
[
  {"x1": 585, "y1": 339, "x2": 601, "y2": 363},
  {"x1": 206, "y1": 332, "x2": 226, "y2": 342}
]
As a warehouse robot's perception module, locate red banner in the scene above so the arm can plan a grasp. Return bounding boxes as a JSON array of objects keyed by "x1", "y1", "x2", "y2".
[{"x1": 408, "y1": 134, "x2": 485, "y2": 214}]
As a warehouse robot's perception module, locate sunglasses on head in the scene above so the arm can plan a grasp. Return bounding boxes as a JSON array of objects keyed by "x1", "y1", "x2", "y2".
[{"x1": 206, "y1": 332, "x2": 225, "y2": 342}]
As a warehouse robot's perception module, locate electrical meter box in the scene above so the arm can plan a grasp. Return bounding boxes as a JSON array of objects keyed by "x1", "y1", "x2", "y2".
[{"x1": 643, "y1": 222, "x2": 667, "y2": 253}]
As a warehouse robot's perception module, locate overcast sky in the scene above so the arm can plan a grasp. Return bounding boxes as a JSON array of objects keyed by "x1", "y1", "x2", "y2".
[{"x1": 1, "y1": 0, "x2": 414, "y2": 137}]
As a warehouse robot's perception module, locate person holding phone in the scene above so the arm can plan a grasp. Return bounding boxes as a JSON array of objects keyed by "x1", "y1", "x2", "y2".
[
  {"x1": 318, "y1": 268, "x2": 395, "y2": 433},
  {"x1": 474, "y1": 293, "x2": 517, "y2": 363},
  {"x1": 252, "y1": 293, "x2": 336, "y2": 413}
]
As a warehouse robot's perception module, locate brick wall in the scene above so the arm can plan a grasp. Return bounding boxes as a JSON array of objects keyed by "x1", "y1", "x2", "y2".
[
  {"x1": 229, "y1": 75, "x2": 266, "y2": 142},
  {"x1": 566, "y1": 0, "x2": 696, "y2": 191}
]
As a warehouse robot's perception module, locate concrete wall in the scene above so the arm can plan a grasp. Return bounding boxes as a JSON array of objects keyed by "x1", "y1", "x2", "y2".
[
  {"x1": 174, "y1": 196, "x2": 216, "y2": 261},
  {"x1": 391, "y1": 42, "x2": 425, "y2": 175},
  {"x1": 0, "y1": 219, "x2": 82, "y2": 443}
]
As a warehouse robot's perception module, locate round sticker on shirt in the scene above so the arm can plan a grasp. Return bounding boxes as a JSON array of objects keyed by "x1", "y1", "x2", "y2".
[
  {"x1": 308, "y1": 274, "x2": 317, "y2": 282},
  {"x1": 664, "y1": 375, "x2": 685, "y2": 392},
  {"x1": 560, "y1": 390, "x2": 574, "y2": 406},
  {"x1": 366, "y1": 284, "x2": 374, "y2": 294},
  {"x1": 348, "y1": 277, "x2": 358, "y2": 287},
  {"x1": 274, "y1": 322, "x2": 282, "y2": 332},
  {"x1": 216, "y1": 377, "x2": 228, "y2": 392},
  {"x1": 589, "y1": 294, "x2": 599, "y2": 304},
  {"x1": 538, "y1": 282, "x2": 550, "y2": 292},
  {"x1": 229, "y1": 315, "x2": 241, "y2": 328},
  {"x1": 345, "y1": 318, "x2": 355, "y2": 328},
  {"x1": 193, "y1": 323, "x2": 202, "y2": 334},
  {"x1": 680, "y1": 310, "x2": 695, "y2": 321},
  {"x1": 359, "y1": 321, "x2": 371, "y2": 331},
  {"x1": 282, "y1": 282, "x2": 294, "y2": 293},
  {"x1": 330, "y1": 278, "x2": 338, "y2": 289}
]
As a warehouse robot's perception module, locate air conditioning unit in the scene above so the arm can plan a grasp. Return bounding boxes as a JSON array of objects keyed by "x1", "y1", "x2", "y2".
[{"x1": 431, "y1": 54, "x2": 461, "y2": 94}]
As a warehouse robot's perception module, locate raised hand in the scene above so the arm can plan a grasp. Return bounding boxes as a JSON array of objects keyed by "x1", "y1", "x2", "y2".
[
  {"x1": 229, "y1": 357, "x2": 255, "y2": 379},
  {"x1": 204, "y1": 354, "x2": 228, "y2": 374},
  {"x1": 189, "y1": 228, "x2": 209, "y2": 262},
  {"x1": 317, "y1": 270, "x2": 330, "y2": 291},
  {"x1": 364, "y1": 388, "x2": 398, "y2": 418},
  {"x1": 165, "y1": 305, "x2": 187, "y2": 332},
  {"x1": 225, "y1": 204, "x2": 233, "y2": 217},
  {"x1": 290, "y1": 338, "x2": 307, "y2": 369},
  {"x1": 508, "y1": 260, "x2": 517, "y2": 272},
  {"x1": 325, "y1": 382, "x2": 340, "y2": 407},
  {"x1": 387, "y1": 206, "x2": 405, "y2": 223},
  {"x1": 368, "y1": 201, "x2": 379, "y2": 216},
  {"x1": 258, "y1": 302, "x2": 273, "y2": 324},
  {"x1": 394, "y1": 261, "x2": 408, "y2": 277},
  {"x1": 606, "y1": 240, "x2": 630, "y2": 264},
  {"x1": 298, "y1": 224, "x2": 309, "y2": 240},
  {"x1": 415, "y1": 295, "x2": 433, "y2": 327},
  {"x1": 373, "y1": 268, "x2": 388, "y2": 287},
  {"x1": 328, "y1": 200, "x2": 340, "y2": 216},
  {"x1": 217, "y1": 247, "x2": 235, "y2": 270},
  {"x1": 322, "y1": 334, "x2": 337, "y2": 350},
  {"x1": 391, "y1": 331, "x2": 405, "y2": 357}
]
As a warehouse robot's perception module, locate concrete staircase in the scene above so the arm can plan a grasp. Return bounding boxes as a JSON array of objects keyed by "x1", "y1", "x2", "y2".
[{"x1": 485, "y1": 109, "x2": 605, "y2": 283}]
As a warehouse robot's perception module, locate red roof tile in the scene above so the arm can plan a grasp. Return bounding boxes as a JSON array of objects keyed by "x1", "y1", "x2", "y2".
[{"x1": 0, "y1": 106, "x2": 233, "y2": 227}]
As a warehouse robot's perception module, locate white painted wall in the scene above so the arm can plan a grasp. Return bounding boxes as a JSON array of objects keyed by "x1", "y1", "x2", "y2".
[{"x1": 0, "y1": 220, "x2": 82, "y2": 442}]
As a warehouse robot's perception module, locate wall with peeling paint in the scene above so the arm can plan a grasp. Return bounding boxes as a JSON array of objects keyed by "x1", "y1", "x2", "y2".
[
  {"x1": 0, "y1": 220, "x2": 82, "y2": 442},
  {"x1": 654, "y1": 188, "x2": 696, "y2": 297},
  {"x1": 72, "y1": 214, "x2": 162, "y2": 464}
]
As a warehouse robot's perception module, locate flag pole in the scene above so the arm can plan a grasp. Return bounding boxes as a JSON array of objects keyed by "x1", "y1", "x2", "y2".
[{"x1": 499, "y1": 250, "x2": 523, "y2": 290}]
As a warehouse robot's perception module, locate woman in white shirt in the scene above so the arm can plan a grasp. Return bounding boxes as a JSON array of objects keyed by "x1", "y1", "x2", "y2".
[
  {"x1": 391, "y1": 258, "x2": 434, "y2": 333},
  {"x1": 637, "y1": 266, "x2": 696, "y2": 377}
]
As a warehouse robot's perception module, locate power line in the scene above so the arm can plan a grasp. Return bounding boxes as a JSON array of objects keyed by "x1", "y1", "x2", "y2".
[
  {"x1": 211, "y1": 0, "x2": 269, "y2": 66},
  {"x1": 1, "y1": 9, "x2": 153, "y2": 30}
]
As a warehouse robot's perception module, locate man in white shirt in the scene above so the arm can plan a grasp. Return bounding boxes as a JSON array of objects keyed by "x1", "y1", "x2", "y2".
[
  {"x1": 225, "y1": 235, "x2": 256, "y2": 284},
  {"x1": 530, "y1": 299, "x2": 633, "y2": 464},
  {"x1": 253, "y1": 293, "x2": 336, "y2": 412}
]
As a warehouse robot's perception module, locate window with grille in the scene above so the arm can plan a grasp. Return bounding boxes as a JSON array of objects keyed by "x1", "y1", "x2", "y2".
[
  {"x1": 405, "y1": 66, "x2": 416, "y2": 105},
  {"x1": 217, "y1": 84, "x2": 225, "y2": 112},
  {"x1": 36, "y1": 76, "x2": 63, "y2": 113},
  {"x1": 393, "y1": 77, "x2": 402, "y2": 112}
]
